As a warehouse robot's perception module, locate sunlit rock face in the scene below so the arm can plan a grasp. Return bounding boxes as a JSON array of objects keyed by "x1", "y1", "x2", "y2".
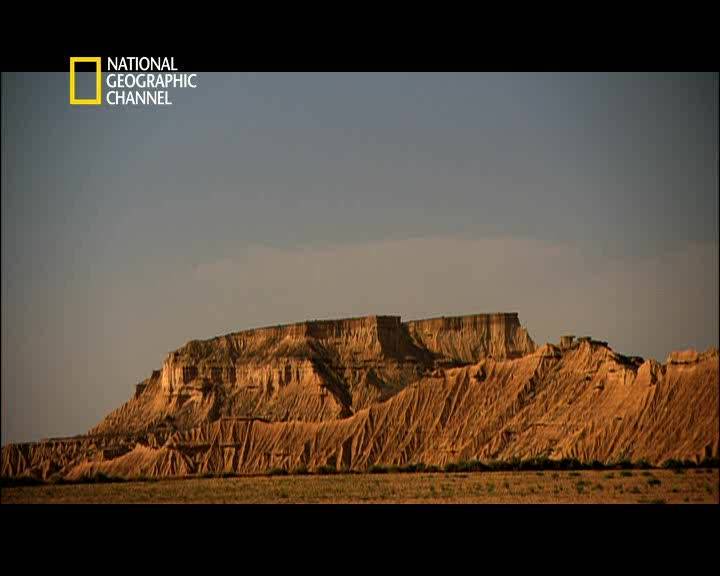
[
  {"x1": 405, "y1": 313, "x2": 536, "y2": 362},
  {"x1": 3, "y1": 313, "x2": 717, "y2": 481}
]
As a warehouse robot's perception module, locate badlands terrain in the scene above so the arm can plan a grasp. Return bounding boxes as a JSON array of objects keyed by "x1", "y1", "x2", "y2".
[{"x1": 1, "y1": 312, "x2": 718, "y2": 501}]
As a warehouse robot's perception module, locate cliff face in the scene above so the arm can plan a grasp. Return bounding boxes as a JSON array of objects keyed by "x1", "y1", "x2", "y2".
[
  {"x1": 90, "y1": 314, "x2": 531, "y2": 437},
  {"x1": 158, "y1": 315, "x2": 424, "y2": 395},
  {"x1": 2, "y1": 313, "x2": 717, "y2": 481},
  {"x1": 406, "y1": 313, "x2": 536, "y2": 362}
]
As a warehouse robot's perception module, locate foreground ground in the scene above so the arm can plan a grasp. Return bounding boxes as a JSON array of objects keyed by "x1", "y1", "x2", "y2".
[{"x1": 2, "y1": 468, "x2": 718, "y2": 504}]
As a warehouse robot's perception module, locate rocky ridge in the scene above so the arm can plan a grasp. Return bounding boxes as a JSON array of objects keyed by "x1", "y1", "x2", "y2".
[{"x1": 2, "y1": 313, "x2": 717, "y2": 481}]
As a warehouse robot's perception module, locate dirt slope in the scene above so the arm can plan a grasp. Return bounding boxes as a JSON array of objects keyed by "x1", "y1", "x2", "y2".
[{"x1": 2, "y1": 314, "x2": 717, "y2": 481}]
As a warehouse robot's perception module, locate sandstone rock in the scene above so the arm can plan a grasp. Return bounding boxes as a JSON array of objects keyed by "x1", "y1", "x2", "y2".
[
  {"x1": 405, "y1": 313, "x2": 535, "y2": 362},
  {"x1": 2, "y1": 314, "x2": 717, "y2": 481}
]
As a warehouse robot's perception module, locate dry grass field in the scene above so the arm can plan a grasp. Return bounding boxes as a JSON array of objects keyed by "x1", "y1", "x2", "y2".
[{"x1": 2, "y1": 468, "x2": 718, "y2": 504}]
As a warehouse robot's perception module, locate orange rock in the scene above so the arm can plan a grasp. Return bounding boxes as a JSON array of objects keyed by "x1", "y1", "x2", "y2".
[{"x1": 2, "y1": 315, "x2": 717, "y2": 481}]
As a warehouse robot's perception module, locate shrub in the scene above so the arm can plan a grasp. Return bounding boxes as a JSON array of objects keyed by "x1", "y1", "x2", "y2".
[
  {"x1": 558, "y1": 458, "x2": 583, "y2": 470},
  {"x1": 470, "y1": 460, "x2": 489, "y2": 472},
  {"x1": 401, "y1": 463, "x2": 431, "y2": 473},
  {"x1": 401, "y1": 462, "x2": 436, "y2": 473},
  {"x1": 316, "y1": 465, "x2": 337, "y2": 475},
  {"x1": 523, "y1": 457, "x2": 550, "y2": 470},
  {"x1": 507, "y1": 457, "x2": 523, "y2": 471},
  {"x1": 698, "y1": 457, "x2": 720, "y2": 469},
  {"x1": 444, "y1": 461, "x2": 487, "y2": 473},
  {"x1": 267, "y1": 467, "x2": 288, "y2": 476},
  {"x1": 369, "y1": 465, "x2": 389, "y2": 474},
  {"x1": 0, "y1": 475, "x2": 45, "y2": 487},
  {"x1": 662, "y1": 459, "x2": 692, "y2": 469},
  {"x1": 89, "y1": 472, "x2": 125, "y2": 484}
]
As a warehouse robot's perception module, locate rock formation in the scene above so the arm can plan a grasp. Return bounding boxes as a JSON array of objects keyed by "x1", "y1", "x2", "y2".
[{"x1": 2, "y1": 313, "x2": 718, "y2": 481}]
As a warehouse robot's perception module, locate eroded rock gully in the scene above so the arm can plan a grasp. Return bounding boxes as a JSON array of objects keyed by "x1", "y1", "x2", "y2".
[{"x1": 2, "y1": 314, "x2": 717, "y2": 481}]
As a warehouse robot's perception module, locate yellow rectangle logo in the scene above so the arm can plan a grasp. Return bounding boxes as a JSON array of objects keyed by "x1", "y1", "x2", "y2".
[{"x1": 69, "y1": 57, "x2": 102, "y2": 105}]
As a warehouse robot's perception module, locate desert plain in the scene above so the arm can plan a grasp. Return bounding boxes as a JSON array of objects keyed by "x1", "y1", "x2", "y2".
[{"x1": 2, "y1": 468, "x2": 718, "y2": 504}]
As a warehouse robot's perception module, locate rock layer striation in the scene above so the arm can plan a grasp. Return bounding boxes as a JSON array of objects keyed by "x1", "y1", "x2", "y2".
[{"x1": 2, "y1": 313, "x2": 718, "y2": 481}]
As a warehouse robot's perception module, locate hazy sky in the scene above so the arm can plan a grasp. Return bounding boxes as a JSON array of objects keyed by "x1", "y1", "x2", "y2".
[{"x1": 2, "y1": 72, "x2": 718, "y2": 444}]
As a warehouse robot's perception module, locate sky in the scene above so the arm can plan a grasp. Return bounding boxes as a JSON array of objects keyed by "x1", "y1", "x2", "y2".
[{"x1": 2, "y1": 72, "x2": 718, "y2": 444}]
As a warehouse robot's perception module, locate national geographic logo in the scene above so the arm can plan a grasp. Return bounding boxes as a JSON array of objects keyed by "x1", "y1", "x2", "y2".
[
  {"x1": 69, "y1": 57, "x2": 198, "y2": 106},
  {"x1": 69, "y1": 57, "x2": 102, "y2": 104}
]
